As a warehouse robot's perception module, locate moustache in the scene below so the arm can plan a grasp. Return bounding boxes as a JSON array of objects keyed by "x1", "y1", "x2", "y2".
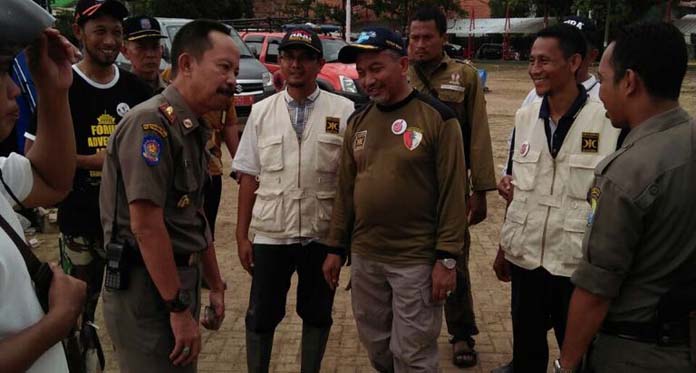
[{"x1": 217, "y1": 86, "x2": 235, "y2": 97}]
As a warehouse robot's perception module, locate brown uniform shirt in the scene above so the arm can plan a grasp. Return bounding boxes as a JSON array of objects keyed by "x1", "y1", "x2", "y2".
[
  {"x1": 408, "y1": 54, "x2": 496, "y2": 192},
  {"x1": 572, "y1": 107, "x2": 696, "y2": 322},
  {"x1": 326, "y1": 90, "x2": 468, "y2": 264},
  {"x1": 100, "y1": 85, "x2": 211, "y2": 255}
]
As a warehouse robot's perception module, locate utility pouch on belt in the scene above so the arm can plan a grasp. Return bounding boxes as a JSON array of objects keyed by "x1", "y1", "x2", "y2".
[{"x1": 104, "y1": 241, "x2": 128, "y2": 291}]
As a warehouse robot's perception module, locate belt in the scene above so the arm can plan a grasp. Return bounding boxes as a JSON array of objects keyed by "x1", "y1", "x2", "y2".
[{"x1": 601, "y1": 319, "x2": 689, "y2": 346}]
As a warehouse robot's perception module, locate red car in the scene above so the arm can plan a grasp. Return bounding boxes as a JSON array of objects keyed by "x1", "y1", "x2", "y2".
[{"x1": 242, "y1": 32, "x2": 366, "y2": 103}]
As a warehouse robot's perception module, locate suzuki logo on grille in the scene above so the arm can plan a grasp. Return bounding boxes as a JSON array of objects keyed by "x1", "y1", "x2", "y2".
[{"x1": 235, "y1": 83, "x2": 243, "y2": 94}]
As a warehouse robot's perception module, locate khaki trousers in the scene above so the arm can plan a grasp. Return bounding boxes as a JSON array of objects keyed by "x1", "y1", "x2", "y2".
[
  {"x1": 103, "y1": 266, "x2": 200, "y2": 373},
  {"x1": 350, "y1": 254, "x2": 443, "y2": 373}
]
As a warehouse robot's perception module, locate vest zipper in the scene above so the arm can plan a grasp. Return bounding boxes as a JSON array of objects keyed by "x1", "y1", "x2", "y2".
[
  {"x1": 298, "y1": 138, "x2": 302, "y2": 236},
  {"x1": 539, "y1": 158, "x2": 557, "y2": 266}
]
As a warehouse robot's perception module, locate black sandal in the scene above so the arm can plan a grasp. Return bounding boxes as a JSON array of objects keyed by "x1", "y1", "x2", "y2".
[{"x1": 452, "y1": 337, "x2": 478, "y2": 368}]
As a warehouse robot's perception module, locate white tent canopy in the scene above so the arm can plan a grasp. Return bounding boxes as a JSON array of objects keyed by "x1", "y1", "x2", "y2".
[
  {"x1": 448, "y1": 17, "x2": 551, "y2": 37},
  {"x1": 674, "y1": 14, "x2": 696, "y2": 38}
]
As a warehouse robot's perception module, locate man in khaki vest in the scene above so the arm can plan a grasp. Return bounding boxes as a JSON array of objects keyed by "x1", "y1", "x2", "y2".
[
  {"x1": 407, "y1": 6, "x2": 496, "y2": 367},
  {"x1": 233, "y1": 28, "x2": 354, "y2": 373},
  {"x1": 494, "y1": 24, "x2": 619, "y2": 372}
]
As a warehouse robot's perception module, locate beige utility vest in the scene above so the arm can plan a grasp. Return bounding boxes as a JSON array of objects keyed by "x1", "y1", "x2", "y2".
[
  {"x1": 500, "y1": 97, "x2": 620, "y2": 276},
  {"x1": 249, "y1": 90, "x2": 354, "y2": 239}
]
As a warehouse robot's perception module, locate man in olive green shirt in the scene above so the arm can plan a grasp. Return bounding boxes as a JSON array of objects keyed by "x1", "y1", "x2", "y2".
[
  {"x1": 558, "y1": 22, "x2": 696, "y2": 373},
  {"x1": 408, "y1": 7, "x2": 496, "y2": 367},
  {"x1": 327, "y1": 27, "x2": 468, "y2": 372}
]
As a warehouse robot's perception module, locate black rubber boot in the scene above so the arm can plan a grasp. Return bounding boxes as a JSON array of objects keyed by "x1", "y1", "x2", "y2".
[
  {"x1": 246, "y1": 329, "x2": 274, "y2": 373},
  {"x1": 300, "y1": 325, "x2": 331, "y2": 373}
]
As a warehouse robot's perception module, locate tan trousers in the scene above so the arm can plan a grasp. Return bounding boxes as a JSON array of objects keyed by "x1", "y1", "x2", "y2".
[
  {"x1": 350, "y1": 254, "x2": 443, "y2": 373},
  {"x1": 103, "y1": 266, "x2": 200, "y2": 373}
]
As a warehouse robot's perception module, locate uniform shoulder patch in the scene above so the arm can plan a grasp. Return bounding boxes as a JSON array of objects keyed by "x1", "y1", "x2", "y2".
[
  {"x1": 142, "y1": 123, "x2": 168, "y2": 138},
  {"x1": 158, "y1": 104, "x2": 176, "y2": 125},
  {"x1": 141, "y1": 134, "x2": 163, "y2": 166}
]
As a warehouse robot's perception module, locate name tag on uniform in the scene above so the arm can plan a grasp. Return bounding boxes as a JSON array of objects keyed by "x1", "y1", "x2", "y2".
[
  {"x1": 440, "y1": 84, "x2": 466, "y2": 92},
  {"x1": 581, "y1": 132, "x2": 599, "y2": 152}
]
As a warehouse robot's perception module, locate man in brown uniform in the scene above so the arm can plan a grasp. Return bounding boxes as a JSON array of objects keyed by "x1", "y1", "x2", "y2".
[
  {"x1": 327, "y1": 27, "x2": 468, "y2": 372},
  {"x1": 558, "y1": 22, "x2": 696, "y2": 373},
  {"x1": 99, "y1": 20, "x2": 235, "y2": 372},
  {"x1": 407, "y1": 6, "x2": 496, "y2": 367}
]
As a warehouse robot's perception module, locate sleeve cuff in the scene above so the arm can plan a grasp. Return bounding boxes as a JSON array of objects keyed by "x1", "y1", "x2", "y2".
[
  {"x1": 571, "y1": 259, "x2": 624, "y2": 299},
  {"x1": 435, "y1": 249, "x2": 458, "y2": 260}
]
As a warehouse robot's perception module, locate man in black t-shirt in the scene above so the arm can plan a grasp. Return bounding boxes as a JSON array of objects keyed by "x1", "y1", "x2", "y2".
[{"x1": 24, "y1": 1, "x2": 151, "y2": 369}]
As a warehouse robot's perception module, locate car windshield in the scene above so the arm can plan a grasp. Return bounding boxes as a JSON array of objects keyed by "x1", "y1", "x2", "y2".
[
  {"x1": 166, "y1": 24, "x2": 255, "y2": 58},
  {"x1": 321, "y1": 39, "x2": 347, "y2": 62}
]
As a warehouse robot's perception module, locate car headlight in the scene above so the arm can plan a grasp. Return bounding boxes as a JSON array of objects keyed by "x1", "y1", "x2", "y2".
[
  {"x1": 339, "y1": 75, "x2": 357, "y2": 93},
  {"x1": 262, "y1": 72, "x2": 273, "y2": 87}
]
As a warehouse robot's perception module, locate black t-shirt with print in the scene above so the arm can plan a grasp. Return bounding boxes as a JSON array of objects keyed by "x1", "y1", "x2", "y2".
[{"x1": 28, "y1": 65, "x2": 152, "y2": 236}]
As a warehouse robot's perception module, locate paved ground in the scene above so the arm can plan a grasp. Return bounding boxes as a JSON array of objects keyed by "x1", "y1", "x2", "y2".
[{"x1": 32, "y1": 63, "x2": 696, "y2": 372}]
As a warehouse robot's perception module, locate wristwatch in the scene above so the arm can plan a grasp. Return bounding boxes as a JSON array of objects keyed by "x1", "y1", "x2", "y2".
[
  {"x1": 553, "y1": 359, "x2": 576, "y2": 373},
  {"x1": 164, "y1": 289, "x2": 191, "y2": 313},
  {"x1": 438, "y1": 258, "x2": 457, "y2": 270}
]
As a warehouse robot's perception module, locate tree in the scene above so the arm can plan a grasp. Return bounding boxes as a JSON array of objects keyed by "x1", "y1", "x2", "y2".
[
  {"x1": 367, "y1": 0, "x2": 466, "y2": 33},
  {"x1": 126, "y1": 0, "x2": 245, "y2": 20},
  {"x1": 489, "y1": 0, "x2": 533, "y2": 18}
]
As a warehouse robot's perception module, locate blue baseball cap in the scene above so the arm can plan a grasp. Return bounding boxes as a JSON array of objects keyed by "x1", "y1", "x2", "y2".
[{"x1": 338, "y1": 27, "x2": 405, "y2": 63}]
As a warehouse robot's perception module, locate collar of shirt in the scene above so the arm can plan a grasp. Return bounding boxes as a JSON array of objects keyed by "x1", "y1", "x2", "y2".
[
  {"x1": 414, "y1": 52, "x2": 451, "y2": 78},
  {"x1": 162, "y1": 85, "x2": 202, "y2": 133},
  {"x1": 375, "y1": 89, "x2": 418, "y2": 112},
  {"x1": 622, "y1": 106, "x2": 691, "y2": 148},
  {"x1": 539, "y1": 84, "x2": 588, "y2": 157},
  {"x1": 582, "y1": 74, "x2": 598, "y2": 92},
  {"x1": 283, "y1": 85, "x2": 321, "y2": 106}
]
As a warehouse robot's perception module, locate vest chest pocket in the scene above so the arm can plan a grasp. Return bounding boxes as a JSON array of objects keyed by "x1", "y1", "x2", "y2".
[
  {"x1": 259, "y1": 136, "x2": 284, "y2": 172},
  {"x1": 252, "y1": 190, "x2": 285, "y2": 232},
  {"x1": 512, "y1": 150, "x2": 540, "y2": 191},
  {"x1": 316, "y1": 134, "x2": 343, "y2": 173},
  {"x1": 567, "y1": 154, "x2": 602, "y2": 199}
]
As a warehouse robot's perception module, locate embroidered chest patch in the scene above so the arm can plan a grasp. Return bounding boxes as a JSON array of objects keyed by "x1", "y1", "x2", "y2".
[
  {"x1": 582, "y1": 132, "x2": 599, "y2": 152},
  {"x1": 326, "y1": 117, "x2": 340, "y2": 134},
  {"x1": 403, "y1": 127, "x2": 423, "y2": 151},
  {"x1": 353, "y1": 130, "x2": 367, "y2": 151}
]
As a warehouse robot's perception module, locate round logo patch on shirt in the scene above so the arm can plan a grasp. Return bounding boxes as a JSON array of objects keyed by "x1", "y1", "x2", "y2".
[
  {"x1": 116, "y1": 102, "x2": 131, "y2": 117},
  {"x1": 391, "y1": 119, "x2": 407, "y2": 135},
  {"x1": 141, "y1": 135, "x2": 162, "y2": 166},
  {"x1": 520, "y1": 142, "x2": 530, "y2": 157}
]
